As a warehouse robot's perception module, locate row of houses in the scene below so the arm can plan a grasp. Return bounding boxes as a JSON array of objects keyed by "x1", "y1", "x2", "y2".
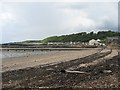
[
  {"x1": 47, "y1": 39, "x2": 104, "y2": 46},
  {"x1": 4, "y1": 36, "x2": 118, "y2": 48},
  {"x1": 47, "y1": 36, "x2": 119, "y2": 46}
]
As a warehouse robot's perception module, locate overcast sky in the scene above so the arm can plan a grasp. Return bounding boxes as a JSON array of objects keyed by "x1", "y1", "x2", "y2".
[{"x1": 0, "y1": 0, "x2": 118, "y2": 43}]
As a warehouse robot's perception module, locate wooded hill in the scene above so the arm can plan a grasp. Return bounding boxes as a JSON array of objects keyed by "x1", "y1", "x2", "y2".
[{"x1": 39, "y1": 31, "x2": 120, "y2": 43}]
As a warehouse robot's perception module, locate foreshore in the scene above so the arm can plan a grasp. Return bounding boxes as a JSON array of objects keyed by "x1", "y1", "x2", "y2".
[
  {"x1": 2, "y1": 48, "x2": 99, "y2": 72},
  {"x1": 2, "y1": 48, "x2": 120, "y2": 89}
]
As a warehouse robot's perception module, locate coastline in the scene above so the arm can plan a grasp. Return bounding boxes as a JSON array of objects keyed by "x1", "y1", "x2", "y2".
[
  {"x1": 2, "y1": 48, "x2": 119, "y2": 89},
  {"x1": 2, "y1": 49, "x2": 99, "y2": 72}
]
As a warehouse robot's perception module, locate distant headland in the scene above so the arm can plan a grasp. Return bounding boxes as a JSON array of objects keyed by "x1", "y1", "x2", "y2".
[{"x1": 1, "y1": 31, "x2": 120, "y2": 48}]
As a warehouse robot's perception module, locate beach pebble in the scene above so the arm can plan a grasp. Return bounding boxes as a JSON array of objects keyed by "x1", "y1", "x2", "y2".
[
  {"x1": 46, "y1": 68, "x2": 53, "y2": 71},
  {"x1": 54, "y1": 65, "x2": 58, "y2": 68},
  {"x1": 8, "y1": 80, "x2": 12, "y2": 84}
]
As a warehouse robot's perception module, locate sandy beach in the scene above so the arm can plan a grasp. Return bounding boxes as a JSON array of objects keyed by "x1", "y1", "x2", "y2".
[
  {"x1": 2, "y1": 49, "x2": 99, "y2": 72},
  {"x1": 2, "y1": 48, "x2": 119, "y2": 89}
]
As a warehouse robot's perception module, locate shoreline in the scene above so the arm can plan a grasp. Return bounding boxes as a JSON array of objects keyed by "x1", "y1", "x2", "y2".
[
  {"x1": 2, "y1": 49, "x2": 99, "y2": 72},
  {"x1": 2, "y1": 48, "x2": 119, "y2": 89}
]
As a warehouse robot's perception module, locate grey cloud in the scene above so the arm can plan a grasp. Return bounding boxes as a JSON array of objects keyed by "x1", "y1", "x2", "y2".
[{"x1": 1, "y1": 2, "x2": 118, "y2": 43}]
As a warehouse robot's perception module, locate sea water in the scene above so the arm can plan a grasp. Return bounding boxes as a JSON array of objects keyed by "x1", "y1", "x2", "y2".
[{"x1": 1, "y1": 50, "x2": 52, "y2": 59}]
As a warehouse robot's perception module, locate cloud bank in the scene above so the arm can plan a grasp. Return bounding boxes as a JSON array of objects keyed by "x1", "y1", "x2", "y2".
[{"x1": 0, "y1": 2, "x2": 118, "y2": 43}]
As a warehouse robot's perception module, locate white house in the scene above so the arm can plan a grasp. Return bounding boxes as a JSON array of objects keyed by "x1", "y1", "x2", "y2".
[
  {"x1": 97, "y1": 39, "x2": 101, "y2": 42},
  {"x1": 47, "y1": 42, "x2": 64, "y2": 45},
  {"x1": 89, "y1": 39, "x2": 99, "y2": 46}
]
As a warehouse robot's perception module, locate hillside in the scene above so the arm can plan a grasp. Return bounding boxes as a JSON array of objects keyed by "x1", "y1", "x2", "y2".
[{"x1": 40, "y1": 31, "x2": 120, "y2": 43}]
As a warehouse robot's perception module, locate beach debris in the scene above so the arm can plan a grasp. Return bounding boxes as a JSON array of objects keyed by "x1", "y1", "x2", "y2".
[
  {"x1": 65, "y1": 70, "x2": 87, "y2": 74},
  {"x1": 60, "y1": 69, "x2": 87, "y2": 74},
  {"x1": 79, "y1": 64, "x2": 86, "y2": 67},
  {"x1": 46, "y1": 68, "x2": 54, "y2": 71},
  {"x1": 103, "y1": 70, "x2": 112, "y2": 73},
  {"x1": 99, "y1": 70, "x2": 112, "y2": 74}
]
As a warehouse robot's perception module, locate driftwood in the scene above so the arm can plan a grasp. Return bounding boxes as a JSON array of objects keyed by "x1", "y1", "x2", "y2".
[
  {"x1": 66, "y1": 70, "x2": 87, "y2": 74},
  {"x1": 60, "y1": 69, "x2": 87, "y2": 74}
]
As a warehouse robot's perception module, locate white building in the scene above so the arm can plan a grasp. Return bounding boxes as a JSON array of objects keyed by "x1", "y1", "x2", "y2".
[
  {"x1": 47, "y1": 42, "x2": 64, "y2": 45},
  {"x1": 89, "y1": 39, "x2": 99, "y2": 46},
  {"x1": 97, "y1": 39, "x2": 101, "y2": 42}
]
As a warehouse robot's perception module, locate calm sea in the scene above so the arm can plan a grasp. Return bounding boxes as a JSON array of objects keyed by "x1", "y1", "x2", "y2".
[{"x1": 1, "y1": 50, "x2": 53, "y2": 59}]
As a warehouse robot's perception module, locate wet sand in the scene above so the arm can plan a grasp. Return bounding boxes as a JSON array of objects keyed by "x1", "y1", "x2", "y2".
[
  {"x1": 2, "y1": 48, "x2": 119, "y2": 89},
  {"x1": 2, "y1": 49, "x2": 98, "y2": 72}
]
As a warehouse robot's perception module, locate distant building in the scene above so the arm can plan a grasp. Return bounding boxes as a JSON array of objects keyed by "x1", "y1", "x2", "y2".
[
  {"x1": 88, "y1": 39, "x2": 105, "y2": 46},
  {"x1": 106, "y1": 36, "x2": 120, "y2": 45},
  {"x1": 96, "y1": 39, "x2": 101, "y2": 42},
  {"x1": 89, "y1": 39, "x2": 99, "y2": 46},
  {"x1": 47, "y1": 42, "x2": 64, "y2": 45}
]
